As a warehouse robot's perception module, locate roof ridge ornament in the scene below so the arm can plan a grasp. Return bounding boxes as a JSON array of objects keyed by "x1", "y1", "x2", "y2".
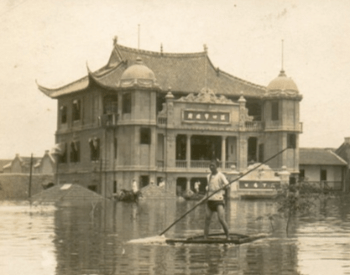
[{"x1": 177, "y1": 88, "x2": 234, "y2": 104}]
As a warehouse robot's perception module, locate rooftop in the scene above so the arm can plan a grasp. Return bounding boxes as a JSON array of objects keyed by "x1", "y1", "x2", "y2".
[
  {"x1": 37, "y1": 42, "x2": 266, "y2": 98},
  {"x1": 299, "y1": 148, "x2": 347, "y2": 166}
]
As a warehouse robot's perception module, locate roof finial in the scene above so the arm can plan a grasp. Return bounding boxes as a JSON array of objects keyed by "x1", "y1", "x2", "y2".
[
  {"x1": 280, "y1": 39, "x2": 285, "y2": 76},
  {"x1": 138, "y1": 24, "x2": 140, "y2": 50},
  {"x1": 203, "y1": 44, "x2": 208, "y2": 53},
  {"x1": 160, "y1": 43, "x2": 163, "y2": 55},
  {"x1": 204, "y1": 45, "x2": 208, "y2": 91},
  {"x1": 113, "y1": 36, "x2": 118, "y2": 46}
]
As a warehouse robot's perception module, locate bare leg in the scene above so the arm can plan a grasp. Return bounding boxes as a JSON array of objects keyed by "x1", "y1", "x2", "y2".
[
  {"x1": 204, "y1": 204, "x2": 213, "y2": 239},
  {"x1": 217, "y1": 205, "x2": 229, "y2": 239}
]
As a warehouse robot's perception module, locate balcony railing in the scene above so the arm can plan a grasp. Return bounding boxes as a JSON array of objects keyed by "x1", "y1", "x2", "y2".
[
  {"x1": 158, "y1": 117, "x2": 167, "y2": 125},
  {"x1": 245, "y1": 121, "x2": 264, "y2": 131},
  {"x1": 176, "y1": 160, "x2": 187, "y2": 168},
  {"x1": 99, "y1": 113, "x2": 118, "y2": 127},
  {"x1": 191, "y1": 160, "x2": 211, "y2": 168}
]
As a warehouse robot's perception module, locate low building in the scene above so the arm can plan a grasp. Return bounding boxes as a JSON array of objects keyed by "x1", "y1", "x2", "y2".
[
  {"x1": 37, "y1": 37, "x2": 303, "y2": 198},
  {"x1": 2, "y1": 151, "x2": 55, "y2": 175},
  {"x1": 299, "y1": 148, "x2": 347, "y2": 191}
]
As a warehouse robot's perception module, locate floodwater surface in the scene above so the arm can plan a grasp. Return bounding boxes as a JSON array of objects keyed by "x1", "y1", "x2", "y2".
[{"x1": 0, "y1": 197, "x2": 350, "y2": 275}]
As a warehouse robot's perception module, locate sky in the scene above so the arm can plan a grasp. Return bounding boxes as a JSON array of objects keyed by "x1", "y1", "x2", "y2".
[{"x1": 1, "y1": 0, "x2": 350, "y2": 159}]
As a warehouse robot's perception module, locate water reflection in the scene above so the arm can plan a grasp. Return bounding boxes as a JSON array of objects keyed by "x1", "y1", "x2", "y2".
[{"x1": 1, "y1": 197, "x2": 350, "y2": 274}]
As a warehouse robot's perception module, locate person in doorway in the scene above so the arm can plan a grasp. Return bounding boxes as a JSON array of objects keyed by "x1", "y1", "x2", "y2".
[
  {"x1": 132, "y1": 179, "x2": 138, "y2": 194},
  {"x1": 159, "y1": 178, "x2": 165, "y2": 187},
  {"x1": 204, "y1": 161, "x2": 230, "y2": 239},
  {"x1": 194, "y1": 181, "x2": 201, "y2": 193}
]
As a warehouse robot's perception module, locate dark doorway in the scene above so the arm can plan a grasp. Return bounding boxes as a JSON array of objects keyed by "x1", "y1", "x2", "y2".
[
  {"x1": 176, "y1": 178, "x2": 187, "y2": 196},
  {"x1": 248, "y1": 137, "x2": 258, "y2": 163},
  {"x1": 140, "y1": 176, "x2": 149, "y2": 188},
  {"x1": 88, "y1": 185, "x2": 97, "y2": 192},
  {"x1": 176, "y1": 135, "x2": 186, "y2": 160},
  {"x1": 191, "y1": 135, "x2": 221, "y2": 161}
]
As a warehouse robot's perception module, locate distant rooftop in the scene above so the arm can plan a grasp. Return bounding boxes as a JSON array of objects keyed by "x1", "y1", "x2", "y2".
[{"x1": 299, "y1": 148, "x2": 347, "y2": 166}]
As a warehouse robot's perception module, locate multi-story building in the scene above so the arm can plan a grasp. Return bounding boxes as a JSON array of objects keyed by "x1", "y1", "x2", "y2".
[{"x1": 37, "y1": 37, "x2": 302, "y2": 198}]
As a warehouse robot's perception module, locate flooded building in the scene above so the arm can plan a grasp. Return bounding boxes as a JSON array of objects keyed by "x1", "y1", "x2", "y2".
[
  {"x1": 37, "y1": 38, "x2": 302, "y2": 198},
  {"x1": 299, "y1": 148, "x2": 347, "y2": 191}
]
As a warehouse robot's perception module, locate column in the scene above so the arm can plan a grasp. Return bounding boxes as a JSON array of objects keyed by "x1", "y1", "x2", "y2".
[
  {"x1": 221, "y1": 136, "x2": 226, "y2": 170},
  {"x1": 186, "y1": 177, "x2": 191, "y2": 192},
  {"x1": 186, "y1": 134, "x2": 191, "y2": 169},
  {"x1": 238, "y1": 134, "x2": 247, "y2": 171}
]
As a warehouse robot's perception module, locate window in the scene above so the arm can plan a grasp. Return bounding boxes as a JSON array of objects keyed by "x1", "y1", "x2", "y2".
[
  {"x1": 247, "y1": 137, "x2": 257, "y2": 162},
  {"x1": 320, "y1": 169, "x2": 327, "y2": 181},
  {"x1": 122, "y1": 92, "x2": 131, "y2": 114},
  {"x1": 287, "y1": 134, "x2": 296, "y2": 149},
  {"x1": 70, "y1": 141, "x2": 80, "y2": 162},
  {"x1": 59, "y1": 143, "x2": 67, "y2": 163},
  {"x1": 89, "y1": 138, "x2": 100, "y2": 161},
  {"x1": 271, "y1": 101, "x2": 279, "y2": 121},
  {"x1": 140, "y1": 128, "x2": 151, "y2": 144},
  {"x1": 114, "y1": 137, "x2": 118, "y2": 159},
  {"x1": 113, "y1": 181, "x2": 117, "y2": 193},
  {"x1": 88, "y1": 185, "x2": 97, "y2": 192},
  {"x1": 72, "y1": 100, "x2": 81, "y2": 121},
  {"x1": 60, "y1": 106, "x2": 67, "y2": 124},
  {"x1": 140, "y1": 176, "x2": 149, "y2": 188}
]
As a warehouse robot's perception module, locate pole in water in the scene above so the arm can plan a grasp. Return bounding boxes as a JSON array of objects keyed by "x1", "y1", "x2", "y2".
[{"x1": 28, "y1": 153, "x2": 33, "y2": 199}]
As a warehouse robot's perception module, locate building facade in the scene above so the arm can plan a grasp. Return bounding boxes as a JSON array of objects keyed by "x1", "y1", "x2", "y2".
[
  {"x1": 299, "y1": 148, "x2": 347, "y2": 191},
  {"x1": 37, "y1": 38, "x2": 302, "y2": 198}
]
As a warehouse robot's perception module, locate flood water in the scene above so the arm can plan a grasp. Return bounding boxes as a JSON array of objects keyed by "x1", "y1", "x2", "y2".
[{"x1": 1, "y1": 196, "x2": 350, "y2": 275}]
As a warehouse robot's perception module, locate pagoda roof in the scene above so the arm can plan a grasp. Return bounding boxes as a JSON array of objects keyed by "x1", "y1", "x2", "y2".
[{"x1": 37, "y1": 43, "x2": 266, "y2": 98}]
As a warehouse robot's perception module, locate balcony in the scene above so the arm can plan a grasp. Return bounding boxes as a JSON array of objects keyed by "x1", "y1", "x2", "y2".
[
  {"x1": 245, "y1": 121, "x2": 264, "y2": 131},
  {"x1": 158, "y1": 117, "x2": 167, "y2": 125},
  {"x1": 99, "y1": 114, "x2": 118, "y2": 127}
]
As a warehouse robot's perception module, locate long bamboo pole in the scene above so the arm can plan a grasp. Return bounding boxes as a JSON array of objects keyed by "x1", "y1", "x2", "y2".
[{"x1": 159, "y1": 147, "x2": 289, "y2": 236}]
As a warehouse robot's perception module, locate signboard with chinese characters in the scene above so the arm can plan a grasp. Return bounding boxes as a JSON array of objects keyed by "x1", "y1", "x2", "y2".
[
  {"x1": 239, "y1": 181, "x2": 280, "y2": 189},
  {"x1": 183, "y1": 110, "x2": 230, "y2": 124}
]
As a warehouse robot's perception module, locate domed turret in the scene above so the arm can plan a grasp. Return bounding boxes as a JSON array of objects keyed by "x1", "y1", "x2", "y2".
[
  {"x1": 267, "y1": 70, "x2": 298, "y2": 93},
  {"x1": 120, "y1": 57, "x2": 157, "y2": 88}
]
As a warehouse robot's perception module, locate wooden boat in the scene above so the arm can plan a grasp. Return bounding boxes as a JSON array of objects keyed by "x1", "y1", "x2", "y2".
[
  {"x1": 114, "y1": 190, "x2": 142, "y2": 202},
  {"x1": 165, "y1": 233, "x2": 267, "y2": 245}
]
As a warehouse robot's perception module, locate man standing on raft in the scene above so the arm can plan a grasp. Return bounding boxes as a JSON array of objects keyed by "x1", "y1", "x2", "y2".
[{"x1": 204, "y1": 161, "x2": 230, "y2": 239}]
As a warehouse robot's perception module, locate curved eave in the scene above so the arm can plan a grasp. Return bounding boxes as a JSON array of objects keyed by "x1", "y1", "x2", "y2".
[
  {"x1": 87, "y1": 61, "x2": 126, "y2": 90},
  {"x1": 36, "y1": 76, "x2": 90, "y2": 99}
]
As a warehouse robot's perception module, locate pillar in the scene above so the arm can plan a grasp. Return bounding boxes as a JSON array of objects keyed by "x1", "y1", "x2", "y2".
[
  {"x1": 238, "y1": 134, "x2": 247, "y2": 171},
  {"x1": 221, "y1": 136, "x2": 226, "y2": 169},
  {"x1": 186, "y1": 134, "x2": 191, "y2": 169},
  {"x1": 186, "y1": 177, "x2": 191, "y2": 192}
]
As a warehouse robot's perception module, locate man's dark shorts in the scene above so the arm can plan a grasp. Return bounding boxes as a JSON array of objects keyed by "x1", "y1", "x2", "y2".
[{"x1": 207, "y1": 200, "x2": 225, "y2": 212}]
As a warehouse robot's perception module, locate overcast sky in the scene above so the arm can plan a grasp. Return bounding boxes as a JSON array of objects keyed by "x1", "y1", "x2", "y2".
[{"x1": 1, "y1": 0, "x2": 350, "y2": 159}]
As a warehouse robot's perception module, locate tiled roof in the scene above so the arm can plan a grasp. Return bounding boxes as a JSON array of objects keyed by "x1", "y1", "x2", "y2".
[
  {"x1": 38, "y1": 43, "x2": 266, "y2": 98},
  {"x1": 31, "y1": 183, "x2": 107, "y2": 203},
  {"x1": 299, "y1": 148, "x2": 347, "y2": 166}
]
